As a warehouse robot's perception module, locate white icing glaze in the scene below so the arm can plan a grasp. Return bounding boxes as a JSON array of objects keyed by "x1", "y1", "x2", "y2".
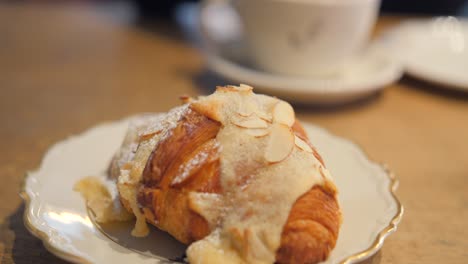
[
  {"x1": 186, "y1": 87, "x2": 331, "y2": 264},
  {"x1": 74, "y1": 176, "x2": 133, "y2": 223}
]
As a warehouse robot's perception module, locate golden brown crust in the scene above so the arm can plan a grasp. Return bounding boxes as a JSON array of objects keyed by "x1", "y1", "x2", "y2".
[
  {"x1": 132, "y1": 108, "x2": 340, "y2": 263},
  {"x1": 275, "y1": 186, "x2": 341, "y2": 264},
  {"x1": 137, "y1": 109, "x2": 221, "y2": 243}
]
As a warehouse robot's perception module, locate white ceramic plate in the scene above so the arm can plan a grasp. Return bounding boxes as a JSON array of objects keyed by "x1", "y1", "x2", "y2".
[
  {"x1": 22, "y1": 118, "x2": 403, "y2": 264},
  {"x1": 380, "y1": 17, "x2": 468, "y2": 91}
]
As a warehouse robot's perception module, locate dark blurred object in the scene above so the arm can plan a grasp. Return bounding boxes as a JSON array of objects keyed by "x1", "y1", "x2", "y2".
[
  {"x1": 134, "y1": 0, "x2": 198, "y2": 18},
  {"x1": 381, "y1": 0, "x2": 467, "y2": 15},
  {"x1": 133, "y1": 0, "x2": 468, "y2": 19},
  {"x1": 6, "y1": 0, "x2": 468, "y2": 17}
]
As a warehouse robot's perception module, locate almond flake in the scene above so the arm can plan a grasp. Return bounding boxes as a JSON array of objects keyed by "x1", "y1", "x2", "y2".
[
  {"x1": 257, "y1": 112, "x2": 273, "y2": 123},
  {"x1": 245, "y1": 128, "x2": 270, "y2": 137},
  {"x1": 219, "y1": 84, "x2": 253, "y2": 93},
  {"x1": 232, "y1": 116, "x2": 269, "y2": 129},
  {"x1": 237, "y1": 111, "x2": 254, "y2": 118},
  {"x1": 272, "y1": 101, "x2": 295, "y2": 127},
  {"x1": 294, "y1": 135, "x2": 313, "y2": 153},
  {"x1": 264, "y1": 124, "x2": 294, "y2": 163},
  {"x1": 239, "y1": 84, "x2": 253, "y2": 91},
  {"x1": 190, "y1": 100, "x2": 223, "y2": 122},
  {"x1": 237, "y1": 99, "x2": 258, "y2": 117}
]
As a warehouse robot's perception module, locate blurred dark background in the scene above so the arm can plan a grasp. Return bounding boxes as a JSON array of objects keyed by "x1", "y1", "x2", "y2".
[
  {"x1": 7, "y1": 0, "x2": 468, "y2": 19},
  {"x1": 133, "y1": 0, "x2": 468, "y2": 19}
]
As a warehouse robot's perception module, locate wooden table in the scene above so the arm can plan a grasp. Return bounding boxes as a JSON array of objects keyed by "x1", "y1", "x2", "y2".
[{"x1": 1, "y1": 4, "x2": 467, "y2": 264}]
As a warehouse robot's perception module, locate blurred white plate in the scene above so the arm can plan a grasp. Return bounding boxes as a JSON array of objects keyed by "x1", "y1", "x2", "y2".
[
  {"x1": 22, "y1": 118, "x2": 403, "y2": 264},
  {"x1": 381, "y1": 17, "x2": 468, "y2": 91}
]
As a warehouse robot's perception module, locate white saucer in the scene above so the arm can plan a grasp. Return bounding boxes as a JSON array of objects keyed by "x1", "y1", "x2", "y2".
[
  {"x1": 205, "y1": 48, "x2": 403, "y2": 104},
  {"x1": 380, "y1": 17, "x2": 468, "y2": 92},
  {"x1": 23, "y1": 117, "x2": 402, "y2": 264},
  {"x1": 195, "y1": 2, "x2": 403, "y2": 104}
]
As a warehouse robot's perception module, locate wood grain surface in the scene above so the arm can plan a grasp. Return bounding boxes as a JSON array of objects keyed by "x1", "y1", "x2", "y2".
[{"x1": 0, "y1": 3, "x2": 467, "y2": 264}]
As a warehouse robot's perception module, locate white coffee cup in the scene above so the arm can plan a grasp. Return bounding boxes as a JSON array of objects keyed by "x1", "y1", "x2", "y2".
[{"x1": 202, "y1": 0, "x2": 380, "y2": 77}]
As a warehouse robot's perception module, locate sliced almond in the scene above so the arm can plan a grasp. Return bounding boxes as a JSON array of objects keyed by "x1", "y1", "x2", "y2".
[
  {"x1": 264, "y1": 124, "x2": 294, "y2": 163},
  {"x1": 294, "y1": 135, "x2": 313, "y2": 153},
  {"x1": 253, "y1": 96, "x2": 274, "y2": 123},
  {"x1": 216, "y1": 86, "x2": 237, "y2": 92},
  {"x1": 218, "y1": 84, "x2": 253, "y2": 93},
  {"x1": 237, "y1": 111, "x2": 254, "y2": 118},
  {"x1": 237, "y1": 99, "x2": 258, "y2": 117},
  {"x1": 232, "y1": 116, "x2": 269, "y2": 129},
  {"x1": 257, "y1": 111, "x2": 273, "y2": 123},
  {"x1": 190, "y1": 100, "x2": 223, "y2": 122},
  {"x1": 239, "y1": 84, "x2": 253, "y2": 91},
  {"x1": 272, "y1": 101, "x2": 295, "y2": 127},
  {"x1": 245, "y1": 128, "x2": 270, "y2": 137}
]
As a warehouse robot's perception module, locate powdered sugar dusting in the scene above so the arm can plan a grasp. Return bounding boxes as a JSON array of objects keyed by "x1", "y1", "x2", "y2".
[
  {"x1": 172, "y1": 150, "x2": 209, "y2": 185},
  {"x1": 109, "y1": 106, "x2": 189, "y2": 180},
  {"x1": 113, "y1": 104, "x2": 189, "y2": 236},
  {"x1": 109, "y1": 113, "x2": 164, "y2": 179},
  {"x1": 139, "y1": 105, "x2": 188, "y2": 139}
]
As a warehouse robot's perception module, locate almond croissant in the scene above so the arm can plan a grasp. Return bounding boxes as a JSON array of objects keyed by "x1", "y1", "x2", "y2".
[{"x1": 108, "y1": 85, "x2": 341, "y2": 264}]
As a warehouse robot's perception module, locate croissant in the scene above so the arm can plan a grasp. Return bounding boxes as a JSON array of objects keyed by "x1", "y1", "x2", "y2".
[{"x1": 107, "y1": 85, "x2": 341, "y2": 264}]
